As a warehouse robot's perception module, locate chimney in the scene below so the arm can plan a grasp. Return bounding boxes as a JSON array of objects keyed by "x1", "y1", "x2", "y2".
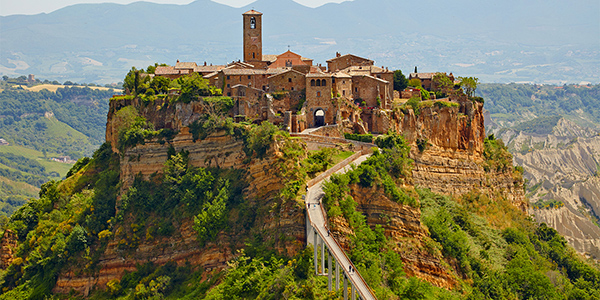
[
  {"x1": 336, "y1": 52, "x2": 341, "y2": 57},
  {"x1": 204, "y1": 61, "x2": 207, "y2": 66}
]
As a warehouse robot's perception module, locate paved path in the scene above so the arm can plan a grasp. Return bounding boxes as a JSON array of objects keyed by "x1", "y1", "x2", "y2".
[{"x1": 306, "y1": 154, "x2": 376, "y2": 300}]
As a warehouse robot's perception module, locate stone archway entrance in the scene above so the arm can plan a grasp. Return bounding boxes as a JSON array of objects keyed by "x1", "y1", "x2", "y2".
[{"x1": 314, "y1": 109, "x2": 325, "y2": 127}]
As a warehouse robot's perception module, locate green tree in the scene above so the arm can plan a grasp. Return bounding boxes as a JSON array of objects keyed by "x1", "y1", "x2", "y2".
[
  {"x1": 150, "y1": 76, "x2": 170, "y2": 95},
  {"x1": 459, "y1": 76, "x2": 479, "y2": 97},
  {"x1": 408, "y1": 78, "x2": 421, "y2": 88},
  {"x1": 432, "y1": 73, "x2": 453, "y2": 95},
  {"x1": 177, "y1": 73, "x2": 211, "y2": 103},
  {"x1": 393, "y1": 70, "x2": 408, "y2": 91}
]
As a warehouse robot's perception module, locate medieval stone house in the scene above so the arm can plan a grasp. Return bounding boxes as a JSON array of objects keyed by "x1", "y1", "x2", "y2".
[{"x1": 154, "y1": 10, "x2": 398, "y2": 132}]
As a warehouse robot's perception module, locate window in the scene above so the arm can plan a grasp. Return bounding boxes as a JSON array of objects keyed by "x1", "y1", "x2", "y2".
[
  {"x1": 311, "y1": 79, "x2": 315, "y2": 86},
  {"x1": 250, "y1": 17, "x2": 256, "y2": 29},
  {"x1": 332, "y1": 78, "x2": 335, "y2": 84},
  {"x1": 248, "y1": 75, "x2": 251, "y2": 79},
  {"x1": 252, "y1": 52, "x2": 255, "y2": 59},
  {"x1": 317, "y1": 91, "x2": 321, "y2": 97},
  {"x1": 316, "y1": 80, "x2": 321, "y2": 86},
  {"x1": 321, "y1": 79, "x2": 326, "y2": 86},
  {"x1": 227, "y1": 84, "x2": 230, "y2": 88},
  {"x1": 291, "y1": 87, "x2": 294, "y2": 91},
  {"x1": 227, "y1": 75, "x2": 230, "y2": 80},
  {"x1": 355, "y1": 87, "x2": 358, "y2": 92},
  {"x1": 227, "y1": 92, "x2": 231, "y2": 96},
  {"x1": 288, "y1": 78, "x2": 292, "y2": 82},
  {"x1": 342, "y1": 90, "x2": 345, "y2": 96}
]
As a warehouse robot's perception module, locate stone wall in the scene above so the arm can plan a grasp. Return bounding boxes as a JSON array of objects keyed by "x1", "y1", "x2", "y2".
[
  {"x1": 268, "y1": 70, "x2": 306, "y2": 92},
  {"x1": 291, "y1": 133, "x2": 376, "y2": 154}
]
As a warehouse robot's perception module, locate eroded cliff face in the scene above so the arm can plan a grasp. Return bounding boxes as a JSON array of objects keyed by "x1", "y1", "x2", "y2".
[
  {"x1": 53, "y1": 94, "x2": 525, "y2": 295},
  {"x1": 53, "y1": 99, "x2": 307, "y2": 295},
  {"x1": 391, "y1": 97, "x2": 525, "y2": 205},
  {"x1": 329, "y1": 184, "x2": 458, "y2": 289},
  {"x1": 500, "y1": 119, "x2": 600, "y2": 259},
  {"x1": 0, "y1": 230, "x2": 17, "y2": 269}
]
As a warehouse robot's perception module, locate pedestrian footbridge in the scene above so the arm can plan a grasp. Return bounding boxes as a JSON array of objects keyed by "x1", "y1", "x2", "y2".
[{"x1": 305, "y1": 154, "x2": 377, "y2": 300}]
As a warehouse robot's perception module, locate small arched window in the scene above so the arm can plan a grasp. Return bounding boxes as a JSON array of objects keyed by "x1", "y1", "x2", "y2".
[
  {"x1": 311, "y1": 79, "x2": 315, "y2": 86},
  {"x1": 316, "y1": 80, "x2": 321, "y2": 86},
  {"x1": 252, "y1": 52, "x2": 255, "y2": 59},
  {"x1": 250, "y1": 17, "x2": 256, "y2": 29},
  {"x1": 288, "y1": 78, "x2": 292, "y2": 82},
  {"x1": 321, "y1": 79, "x2": 326, "y2": 86}
]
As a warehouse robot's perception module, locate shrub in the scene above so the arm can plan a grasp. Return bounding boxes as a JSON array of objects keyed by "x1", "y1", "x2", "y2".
[
  {"x1": 434, "y1": 100, "x2": 459, "y2": 108},
  {"x1": 344, "y1": 133, "x2": 373, "y2": 143}
]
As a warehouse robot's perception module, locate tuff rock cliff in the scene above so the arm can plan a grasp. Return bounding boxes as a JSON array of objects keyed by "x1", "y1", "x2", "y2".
[{"x1": 11, "y1": 93, "x2": 526, "y2": 295}]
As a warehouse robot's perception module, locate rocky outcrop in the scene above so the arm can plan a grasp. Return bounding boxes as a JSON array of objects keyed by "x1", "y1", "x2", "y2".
[
  {"x1": 0, "y1": 230, "x2": 17, "y2": 269},
  {"x1": 53, "y1": 98, "x2": 308, "y2": 295},
  {"x1": 394, "y1": 97, "x2": 524, "y2": 204},
  {"x1": 330, "y1": 184, "x2": 458, "y2": 289}
]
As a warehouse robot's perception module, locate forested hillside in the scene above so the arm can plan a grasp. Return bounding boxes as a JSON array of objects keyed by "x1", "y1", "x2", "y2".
[
  {"x1": 477, "y1": 83, "x2": 600, "y2": 128},
  {"x1": 0, "y1": 80, "x2": 114, "y2": 217}
]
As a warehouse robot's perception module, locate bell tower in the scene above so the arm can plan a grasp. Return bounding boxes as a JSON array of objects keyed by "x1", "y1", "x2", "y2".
[{"x1": 243, "y1": 10, "x2": 262, "y2": 63}]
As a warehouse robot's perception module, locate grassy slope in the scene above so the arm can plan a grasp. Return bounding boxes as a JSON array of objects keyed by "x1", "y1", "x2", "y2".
[{"x1": 0, "y1": 145, "x2": 73, "y2": 177}]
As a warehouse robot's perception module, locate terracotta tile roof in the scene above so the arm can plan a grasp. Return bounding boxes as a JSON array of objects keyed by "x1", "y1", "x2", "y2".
[
  {"x1": 326, "y1": 53, "x2": 373, "y2": 63},
  {"x1": 194, "y1": 65, "x2": 226, "y2": 73},
  {"x1": 306, "y1": 71, "x2": 330, "y2": 78},
  {"x1": 342, "y1": 65, "x2": 390, "y2": 75},
  {"x1": 262, "y1": 54, "x2": 278, "y2": 62},
  {"x1": 332, "y1": 71, "x2": 351, "y2": 79},
  {"x1": 222, "y1": 68, "x2": 269, "y2": 75},
  {"x1": 409, "y1": 72, "x2": 436, "y2": 79},
  {"x1": 175, "y1": 61, "x2": 197, "y2": 69},
  {"x1": 155, "y1": 66, "x2": 190, "y2": 75},
  {"x1": 226, "y1": 61, "x2": 255, "y2": 69},
  {"x1": 243, "y1": 9, "x2": 262, "y2": 15},
  {"x1": 203, "y1": 72, "x2": 219, "y2": 78},
  {"x1": 267, "y1": 68, "x2": 306, "y2": 79},
  {"x1": 361, "y1": 74, "x2": 389, "y2": 84}
]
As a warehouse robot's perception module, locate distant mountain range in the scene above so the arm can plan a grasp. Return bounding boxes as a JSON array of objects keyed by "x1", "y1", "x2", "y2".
[{"x1": 1, "y1": 0, "x2": 598, "y2": 84}]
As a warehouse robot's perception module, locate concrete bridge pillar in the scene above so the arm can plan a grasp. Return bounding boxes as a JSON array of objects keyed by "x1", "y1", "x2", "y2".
[
  {"x1": 328, "y1": 250, "x2": 332, "y2": 290},
  {"x1": 313, "y1": 229, "x2": 318, "y2": 274},
  {"x1": 321, "y1": 240, "x2": 326, "y2": 274},
  {"x1": 344, "y1": 274, "x2": 348, "y2": 300},
  {"x1": 336, "y1": 261, "x2": 340, "y2": 290}
]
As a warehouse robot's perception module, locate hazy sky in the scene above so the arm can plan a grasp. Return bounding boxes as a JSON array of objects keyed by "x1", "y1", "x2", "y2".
[{"x1": 0, "y1": 0, "x2": 349, "y2": 16}]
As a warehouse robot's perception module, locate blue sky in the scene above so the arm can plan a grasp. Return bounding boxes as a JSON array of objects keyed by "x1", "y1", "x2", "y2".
[{"x1": 0, "y1": 0, "x2": 350, "y2": 16}]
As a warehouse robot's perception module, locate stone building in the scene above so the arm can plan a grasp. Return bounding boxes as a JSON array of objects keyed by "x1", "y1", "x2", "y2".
[
  {"x1": 409, "y1": 72, "x2": 455, "y2": 91},
  {"x1": 152, "y1": 10, "x2": 422, "y2": 133}
]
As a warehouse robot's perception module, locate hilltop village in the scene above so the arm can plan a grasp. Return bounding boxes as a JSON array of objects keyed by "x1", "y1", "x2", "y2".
[{"x1": 148, "y1": 10, "x2": 457, "y2": 135}]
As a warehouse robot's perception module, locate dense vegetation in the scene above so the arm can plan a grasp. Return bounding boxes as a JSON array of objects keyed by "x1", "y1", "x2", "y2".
[
  {"x1": 319, "y1": 133, "x2": 599, "y2": 299},
  {"x1": 0, "y1": 83, "x2": 113, "y2": 217},
  {"x1": 477, "y1": 83, "x2": 600, "y2": 127},
  {"x1": 0, "y1": 142, "x2": 120, "y2": 299}
]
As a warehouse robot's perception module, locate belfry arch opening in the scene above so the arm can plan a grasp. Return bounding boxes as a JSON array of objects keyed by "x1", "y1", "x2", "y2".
[{"x1": 314, "y1": 109, "x2": 325, "y2": 127}]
